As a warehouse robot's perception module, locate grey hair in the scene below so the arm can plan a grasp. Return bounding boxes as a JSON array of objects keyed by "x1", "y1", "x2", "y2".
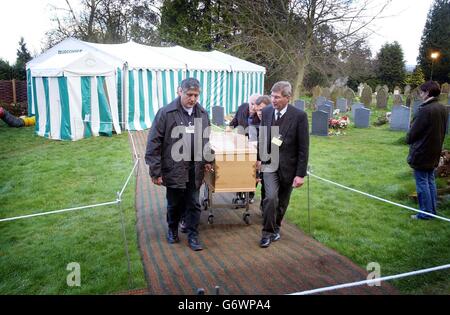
[
  {"x1": 256, "y1": 95, "x2": 271, "y2": 105},
  {"x1": 180, "y1": 78, "x2": 200, "y2": 92},
  {"x1": 271, "y1": 81, "x2": 292, "y2": 97}
]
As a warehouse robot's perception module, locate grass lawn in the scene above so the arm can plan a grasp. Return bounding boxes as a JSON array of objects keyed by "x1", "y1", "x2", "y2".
[
  {"x1": 0, "y1": 98, "x2": 448, "y2": 295},
  {"x1": 285, "y1": 103, "x2": 450, "y2": 295},
  {"x1": 0, "y1": 121, "x2": 146, "y2": 294}
]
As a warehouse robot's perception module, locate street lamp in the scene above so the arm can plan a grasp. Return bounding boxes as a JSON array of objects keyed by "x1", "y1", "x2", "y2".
[{"x1": 430, "y1": 52, "x2": 439, "y2": 80}]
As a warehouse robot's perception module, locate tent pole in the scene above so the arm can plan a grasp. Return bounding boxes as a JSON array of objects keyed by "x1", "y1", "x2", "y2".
[{"x1": 122, "y1": 63, "x2": 128, "y2": 131}]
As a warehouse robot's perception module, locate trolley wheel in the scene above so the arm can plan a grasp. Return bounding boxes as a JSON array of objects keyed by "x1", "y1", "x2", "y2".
[
  {"x1": 232, "y1": 197, "x2": 240, "y2": 209},
  {"x1": 202, "y1": 199, "x2": 209, "y2": 211},
  {"x1": 208, "y1": 215, "x2": 214, "y2": 225},
  {"x1": 243, "y1": 213, "x2": 250, "y2": 225}
]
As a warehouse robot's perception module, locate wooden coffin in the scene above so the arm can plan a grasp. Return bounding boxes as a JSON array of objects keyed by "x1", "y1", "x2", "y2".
[{"x1": 205, "y1": 131, "x2": 257, "y2": 193}]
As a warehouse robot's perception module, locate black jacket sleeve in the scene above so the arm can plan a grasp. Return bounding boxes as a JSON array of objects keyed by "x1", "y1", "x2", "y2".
[
  {"x1": 296, "y1": 111, "x2": 310, "y2": 177},
  {"x1": 229, "y1": 113, "x2": 239, "y2": 128},
  {"x1": 145, "y1": 109, "x2": 165, "y2": 178},
  {"x1": 406, "y1": 110, "x2": 428, "y2": 145}
]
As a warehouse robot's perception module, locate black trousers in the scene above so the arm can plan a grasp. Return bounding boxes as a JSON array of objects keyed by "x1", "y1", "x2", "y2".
[
  {"x1": 261, "y1": 171, "x2": 293, "y2": 238},
  {"x1": 166, "y1": 164, "x2": 201, "y2": 239}
]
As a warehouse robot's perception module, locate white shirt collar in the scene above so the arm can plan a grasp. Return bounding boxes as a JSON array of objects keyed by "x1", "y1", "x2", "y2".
[
  {"x1": 424, "y1": 97, "x2": 435, "y2": 104},
  {"x1": 274, "y1": 105, "x2": 288, "y2": 118},
  {"x1": 182, "y1": 105, "x2": 194, "y2": 116}
]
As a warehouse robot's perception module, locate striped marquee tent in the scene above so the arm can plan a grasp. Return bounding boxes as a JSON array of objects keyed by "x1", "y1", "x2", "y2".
[{"x1": 27, "y1": 38, "x2": 266, "y2": 141}]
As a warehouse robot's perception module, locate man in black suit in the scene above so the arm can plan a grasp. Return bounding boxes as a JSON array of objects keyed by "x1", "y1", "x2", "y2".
[{"x1": 257, "y1": 81, "x2": 309, "y2": 248}]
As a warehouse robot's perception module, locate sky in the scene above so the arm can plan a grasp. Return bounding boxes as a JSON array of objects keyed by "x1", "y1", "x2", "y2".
[{"x1": 0, "y1": 0, "x2": 433, "y2": 66}]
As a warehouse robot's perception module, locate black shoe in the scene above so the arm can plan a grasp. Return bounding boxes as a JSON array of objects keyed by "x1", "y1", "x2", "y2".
[
  {"x1": 167, "y1": 229, "x2": 180, "y2": 244},
  {"x1": 271, "y1": 233, "x2": 280, "y2": 242},
  {"x1": 260, "y1": 237, "x2": 271, "y2": 248},
  {"x1": 188, "y1": 238, "x2": 203, "y2": 251},
  {"x1": 179, "y1": 220, "x2": 187, "y2": 233}
]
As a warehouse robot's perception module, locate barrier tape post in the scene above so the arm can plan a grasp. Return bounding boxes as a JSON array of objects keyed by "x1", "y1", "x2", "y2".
[
  {"x1": 307, "y1": 166, "x2": 312, "y2": 236},
  {"x1": 117, "y1": 192, "x2": 133, "y2": 289}
]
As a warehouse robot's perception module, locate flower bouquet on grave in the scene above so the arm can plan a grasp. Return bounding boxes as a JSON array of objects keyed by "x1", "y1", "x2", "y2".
[{"x1": 328, "y1": 115, "x2": 350, "y2": 136}]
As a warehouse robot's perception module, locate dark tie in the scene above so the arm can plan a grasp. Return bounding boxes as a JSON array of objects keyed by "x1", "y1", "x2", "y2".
[{"x1": 276, "y1": 111, "x2": 281, "y2": 121}]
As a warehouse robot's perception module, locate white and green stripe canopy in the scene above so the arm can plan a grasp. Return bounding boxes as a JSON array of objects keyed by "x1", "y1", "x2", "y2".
[
  {"x1": 29, "y1": 51, "x2": 121, "y2": 141},
  {"x1": 125, "y1": 69, "x2": 265, "y2": 131},
  {"x1": 27, "y1": 38, "x2": 266, "y2": 140},
  {"x1": 30, "y1": 75, "x2": 121, "y2": 141}
]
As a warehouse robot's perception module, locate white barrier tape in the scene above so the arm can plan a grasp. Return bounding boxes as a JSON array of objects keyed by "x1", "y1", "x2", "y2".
[
  {"x1": 119, "y1": 159, "x2": 140, "y2": 199},
  {"x1": 308, "y1": 172, "x2": 450, "y2": 223},
  {"x1": 128, "y1": 131, "x2": 139, "y2": 160},
  {"x1": 211, "y1": 123, "x2": 226, "y2": 131},
  {"x1": 0, "y1": 131, "x2": 142, "y2": 223},
  {"x1": 290, "y1": 263, "x2": 450, "y2": 295},
  {"x1": 0, "y1": 201, "x2": 120, "y2": 223}
]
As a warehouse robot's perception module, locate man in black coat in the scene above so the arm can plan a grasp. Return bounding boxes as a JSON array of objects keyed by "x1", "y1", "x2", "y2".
[
  {"x1": 145, "y1": 78, "x2": 212, "y2": 251},
  {"x1": 228, "y1": 94, "x2": 260, "y2": 133},
  {"x1": 406, "y1": 80, "x2": 448, "y2": 220},
  {"x1": 257, "y1": 81, "x2": 309, "y2": 248},
  {"x1": 228, "y1": 94, "x2": 260, "y2": 203}
]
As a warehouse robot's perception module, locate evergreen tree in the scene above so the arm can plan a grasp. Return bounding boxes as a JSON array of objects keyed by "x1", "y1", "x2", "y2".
[
  {"x1": 376, "y1": 41, "x2": 406, "y2": 90},
  {"x1": 159, "y1": 0, "x2": 235, "y2": 51},
  {"x1": 405, "y1": 66, "x2": 425, "y2": 88},
  {"x1": 417, "y1": 0, "x2": 450, "y2": 83},
  {"x1": 0, "y1": 59, "x2": 13, "y2": 80},
  {"x1": 13, "y1": 37, "x2": 32, "y2": 80},
  {"x1": 160, "y1": 0, "x2": 212, "y2": 50}
]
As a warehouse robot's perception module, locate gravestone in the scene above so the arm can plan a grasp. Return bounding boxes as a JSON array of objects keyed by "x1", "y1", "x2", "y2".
[
  {"x1": 212, "y1": 106, "x2": 225, "y2": 126},
  {"x1": 361, "y1": 85, "x2": 373, "y2": 107},
  {"x1": 294, "y1": 100, "x2": 306, "y2": 111},
  {"x1": 337, "y1": 98, "x2": 348, "y2": 112},
  {"x1": 404, "y1": 85, "x2": 411, "y2": 97},
  {"x1": 351, "y1": 103, "x2": 365, "y2": 119},
  {"x1": 344, "y1": 88, "x2": 355, "y2": 108},
  {"x1": 354, "y1": 108, "x2": 371, "y2": 128},
  {"x1": 406, "y1": 94, "x2": 412, "y2": 107},
  {"x1": 447, "y1": 110, "x2": 450, "y2": 135},
  {"x1": 325, "y1": 100, "x2": 334, "y2": 109},
  {"x1": 394, "y1": 86, "x2": 401, "y2": 95},
  {"x1": 383, "y1": 85, "x2": 389, "y2": 94},
  {"x1": 375, "y1": 85, "x2": 382, "y2": 93},
  {"x1": 312, "y1": 86, "x2": 322, "y2": 99},
  {"x1": 441, "y1": 83, "x2": 449, "y2": 94},
  {"x1": 439, "y1": 93, "x2": 448, "y2": 104},
  {"x1": 330, "y1": 87, "x2": 344, "y2": 103},
  {"x1": 316, "y1": 96, "x2": 327, "y2": 109},
  {"x1": 410, "y1": 88, "x2": 421, "y2": 102},
  {"x1": 393, "y1": 94, "x2": 403, "y2": 105},
  {"x1": 311, "y1": 110, "x2": 329, "y2": 136},
  {"x1": 376, "y1": 88, "x2": 388, "y2": 109},
  {"x1": 358, "y1": 83, "x2": 364, "y2": 97},
  {"x1": 311, "y1": 86, "x2": 322, "y2": 109},
  {"x1": 412, "y1": 100, "x2": 422, "y2": 117},
  {"x1": 322, "y1": 88, "x2": 331, "y2": 100},
  {"x1": 390, "y1": 105, "x2": 410, "y2": 131},
  {"x1": 318, "y1": 104, "x2": 333, "y2": 119}
]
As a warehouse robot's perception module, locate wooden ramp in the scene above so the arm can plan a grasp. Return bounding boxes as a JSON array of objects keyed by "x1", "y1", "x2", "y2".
[{"x1": 132, "y1": 131, "x2": 397, "y2": 295}]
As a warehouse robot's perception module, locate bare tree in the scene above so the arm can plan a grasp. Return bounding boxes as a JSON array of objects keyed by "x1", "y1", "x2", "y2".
[
  {"x1": 224, "y1": 0, "x2": 390, "y2": 98},
  {"x1": 45, "y1": 0, "x2": 160, "y2": 48}
]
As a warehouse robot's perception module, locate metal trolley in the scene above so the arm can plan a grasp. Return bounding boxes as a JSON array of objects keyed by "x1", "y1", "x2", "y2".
[
  {"x1": 201, "y1": 131, "x2": 257, "y2": 225},
  {"x1": 201, "y1": 179, "x2": 254, "y2": 225}
]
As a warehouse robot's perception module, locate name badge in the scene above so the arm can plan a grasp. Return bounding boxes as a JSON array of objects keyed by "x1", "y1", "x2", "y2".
[
  {"x1": 186, "y1": 122, "x2": 195, "y2": 134},
  {"x1": 271, "y1": 136, "x2": 283, "y2": 147}
]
